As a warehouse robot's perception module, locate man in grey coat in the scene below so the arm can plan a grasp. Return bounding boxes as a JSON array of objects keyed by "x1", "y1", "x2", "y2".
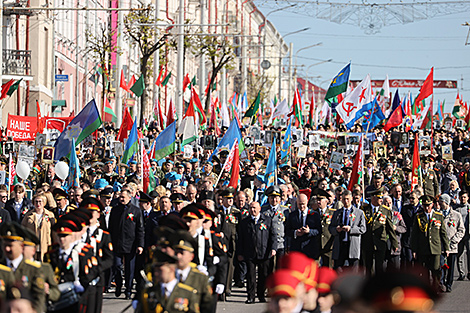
[
  {"x1": 456, "y1": 192, "x2": 470, "y2": 280},
  {"x1": 329, "y1": 190, "x2": 367, "y2": 270}
]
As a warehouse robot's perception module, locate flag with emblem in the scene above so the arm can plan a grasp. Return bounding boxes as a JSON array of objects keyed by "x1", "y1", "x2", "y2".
[
  {"x1": 348, "y1": 135, "x2": 363, "y2": 191},
  {"x1": 209, "y1": 119, "x2": 245, "y2": 161},
  {"x1": 122, "y1": 119, "x2": 138, "y2": 164},
  {"x1": 67, "y1": 138, "x2": 80, "y2": 190},
  {"x1": 415, "y1": 67, "x2": 434, "y2": 104},
  {"x1": 178, "y1": 97, "x2": 198, "y2": 146},
  {"x1": 243, "y1": 92, "x2": 261, "y2": 125},
  {"x1": 265, "y1": 140, "x2": 277, "y2": 187},
  {"x1": 155, "y1": 122, "x2": 176, "y2": 161},
  {"x1": 324, "y1": 63, "x2": 351, "y2": 104},
  {"x1": 337, "y1": 74, "x2": 372, "y2": 129},
  {"x1": 228, "y1": 139, "x2": 240, "y2": 189},
  {"x1": 411, "y1": 133, "x2": 421, "y2": 191},
  {"x1": 280, "y1": 118, "x2": 292, "y2": 161},
  {"x1": 54, "y1": 99, "x2": 102, "y2": 160},
  {"x1": 361, "y1": 98, "x2": 385, "y2": 131}
]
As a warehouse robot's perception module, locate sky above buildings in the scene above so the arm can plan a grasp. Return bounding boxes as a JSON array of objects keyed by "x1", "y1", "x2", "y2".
[{"x1": 255, "y1": 1, "x2": 470, "y2": 114}]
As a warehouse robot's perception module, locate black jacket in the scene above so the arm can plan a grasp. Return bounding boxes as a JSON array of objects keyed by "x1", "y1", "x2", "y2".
[
  {"x1": 143, "y1": 210, "x2": 159, "y2": 248},
  {"x1": 237, "y1": 214, "x2": 276, "y2": 260},
  {"x1": 285, "y1": 209, "x2": 322, "y2": 259},
  {"x1": 109, "y1": 201, "x2": 145, "y2": 254},
  {"x1": 5, "y1": 198, "x2": 33, "y2": 223},
  {"x1": 401, "y1": 203, "x2": 420, "y2": 248}
]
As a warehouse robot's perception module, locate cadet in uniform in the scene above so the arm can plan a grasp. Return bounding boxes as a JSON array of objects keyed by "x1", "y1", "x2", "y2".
[
  {"x1": 361, "y1": 187, "x2": 399, "y2": 275},
  {"x1": 421, "y1": 158, "x2": 439, "y2": 197},
  {"x1": 0, "y1": 222, "x2": 46, "y2": 312},
  {"x1": 261, "y1": 185, "x2": 288, "y2": 270},
  {"x1": 411, "y1": 195, "x2": 450, "y2": 290},
  {"x1": 314, "y1": 188, "x2": 336, "y2": 267}
]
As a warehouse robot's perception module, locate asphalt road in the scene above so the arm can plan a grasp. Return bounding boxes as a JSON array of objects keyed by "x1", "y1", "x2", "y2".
[{"x1": 101, "y1": 280, "x2": 468, "y2": 313}]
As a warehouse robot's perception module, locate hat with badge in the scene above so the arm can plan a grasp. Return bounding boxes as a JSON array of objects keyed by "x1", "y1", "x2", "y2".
[
  {"x1": 266, "y1": 185, "x2": 282, "y2": 197},
  {"x1": 180, "y1": 205, "x2": 204, "y2": 220},
  {"x1": 6, "y1": 284, "x2": 35, "y2": 303},
  {"x1": 316, "y1": 267, "x2": 338, "y2": 295},
  {"x1": 266, "y1": 269, "x2": 301, "y2": 298},
  {"x1": 139, "y1": 191, "x2": 154, "y2": 203},
  {"x1": 53, "y1": 217, "x2": 80, "y2": 235},
  {"x1": 0, "y1": 222, "x2": 25, "y2": 241},
  {"x1": 221, "y1": 189, "x2": 235, "y2": 198},
  {"x1": 80, "y1": 197, "x2": 104, "y2": 212},
  {"x1": 253, "y1": 153, "x2": 264, "y2": 161},
  {"x1": 368, "y1": 187, "x2": 385, "y2": 199},
  {"x1": 53, "y1": 188, "x2": 68, "y2": 201},
  {"x1": 94, "y1": 178, "x2": 109, "y2": 190},
  {"x1": 158, "y1": 215, "x2": 189, "y2": 232},
  {"x1": 198, "y1": 190, "x2": 215, "y2": 202},
  {"x1": 100, "y1": 187, "x2": 114, "y2": 198},
  {"x1": 165, "y1": 172, "x2": 182, "y2": 182},
  {"x1": 204, "y1": 209, "x2": 216, "y2": 221},
  {"x1": 170, "y1": 193, "x2": 186, "y2": 203},
  {"x1": 171, "y1": 230, "x2": 197, "y2": 253},
  {"x1": 68, "y1": 209, "x2": 92, "y2": 226},
  {"x1": 361, "y1": 271, "x2": 438, "y2": 313},
  {"x1": 153, "y1": 249, "x2": 178, "y2": 266},
  {"x1": 313, "y1": 188, "x2": 330, "y2": 200},
  {"x1": 82, "y1": 189, "x2": 100, "y2": 199},
  {"x1": 420, "y1": 195, "x2": 434, "y2": 206},
  {"x1": 278, "y1": 251, "x2": 319, "y2": 290}
]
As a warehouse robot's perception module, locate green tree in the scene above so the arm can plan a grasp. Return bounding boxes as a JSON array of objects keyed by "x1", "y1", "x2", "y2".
[{"x1": 124, "y1": 4, "x2": 169, "y2": 126}]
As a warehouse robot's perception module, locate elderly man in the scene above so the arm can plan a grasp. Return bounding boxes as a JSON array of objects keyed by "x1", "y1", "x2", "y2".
[
  {"x1": 439, "y1": 194, "x2": 464, "y2": 292},
  {"x1": 457, "y1": 192, "x2": 470, "y2": 281}
]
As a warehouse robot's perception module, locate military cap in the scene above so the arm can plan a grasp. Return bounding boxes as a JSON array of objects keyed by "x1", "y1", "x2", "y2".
[
  {"x1": 316, "y1": 267, "x2": 338, "y2": 295},
  {"x1": 313, "y1": 188, "x2": 330, "y2": 200},
  {"x1": 80, "y1": 197, "x2": 104, "y2": 212},
  {"x1": 402, "y1": 167, "x2": 412, "y2": 173},
  {"x1": 175, "y1": 163, "x2": 184, "y2": 168},
  {"x1": 119, "y1": 163, "x2": 129, "y2": 169},
  {"x1": 68, "y1": 209, "x2": 91, "y2": 226},
  {"x1": 180, "y1": 205, "x2": 204, "y2": 220},
  {"x1": 221, "y1": 189, "x2": 235, "y2": 198},
  {"x1": 220, "y1": 150, "x2": 229, "y2": 157},
  {"x1": 204, "y1": 161, "x2": 214, "y2": 167},
  {"x1": 94, "y1": 178, "x2": 109, "y2": 190},
  {"x1": 53, "y1": 188, "x2": 68, "y2": 201},
  {"x1": 153, "y1": 249, "x2": 178, "y2": 266},
  {"x1": 100, "y1": 187, "x2": 114, "y2": 198},
  {"x1": 420, "y1": 195, "x2": 434, "y2": 206},
  {"x1": 0, "y1": 222, "x2": 25, "y2": 241},
  {"x1": 361, "y1": 271, "x2": 437, "y2": 313},
  {"x1": 280, "y1": 164, "x2": 290, "y2": 170},
  {"x1": 82, "y1": 189, "x2": 100, "y2": 199},
  {"x1": 0, "y1": 158, "x2": 7, "y2": 165},
  {"x1": 342, "y1": 166, "x2": 352, "y2": 173},
  {"x1": 266, "y1": 185, "x2": 282, "y2": 197},
  {"x1": 139, "y1": 191, "x2": 154, "y2": 203},
  {"x1": 149, "y1": 190, "x2": 160, "y2": 199},
  {"x1": 165, "y1": 172, "x2": 182, "y2": 182},
  {"x1": 164, "y1": 159, "x2": 174, "y2": 164},
  {"x1": 21, "y1": 226, "x2": 40, "y2": 246},
  {"x1": 368, "y1": 187, "x2": 385, "y2": 198},
  {"x1": 198, "y1": 190, "x2": 215, "y2": 202},
  {"x1": 421, "y1": 158, "x2": 430, "y2": 164},
  {"x1": 103, "y1": 158, "x2": 113, "y2": 165},
  {"x1": 253, "y1": 153, "x2": 264, "y2": 161},
  {"x1": 170, "y1": 193, "x2": 186, "y2": 203},
  {"x1": 129, "y1": 160, "x2": 137, "y2": 165},
  {"x1": 278, "y1": 251, "x2": 318, "y2": 290},
  {"x1": 189, "y1": 158, "x2": 199, "y2": 164},
  {"x1": 171, "y1": 230, "x2": 196, "y2": 252},
  {"x1": 439, "y1": 194, "x2": 451, "y2": 205},
  {"x1": 266, "y1": 269, "x2": 301, "y2": 298},
  {"x1": 204, "y1": 209, "x2": 216, "y2": 221},
  {"x1": 158, "y1": 215, "x2": 189, "y2": 231},
  {"x1": 53, "y1": 218, "x2": 80, "y2": 234},
  {"x1": 109, "y1": 155, "x2": 117, "y2": 160},
  {"x1": 373, "y1": 172, "x2": 384, "y2": 179}
]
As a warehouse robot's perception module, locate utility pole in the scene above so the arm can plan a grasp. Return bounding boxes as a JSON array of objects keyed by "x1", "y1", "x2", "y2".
[
  {"x1": 84, "y1": 0, "x2": 89, "y2": 104},
  {"x1": 115, "y1": 2, "x2": 123, "y2": 127},
  {"x1": 199, "y1": 0, "x2": 206, "y2": 102},
  {"x1": 74, "y1": 6, "x2": 80, "y2": 113},
  {"x1": 152, "y1": 0, "x2": 160, "y2": 119},
  {"x1": 175, "y1": 0, "x2": 185, "y2": 126},
  {"x1": 288, "y1": 42, "x2": 293, "y2": 106}
]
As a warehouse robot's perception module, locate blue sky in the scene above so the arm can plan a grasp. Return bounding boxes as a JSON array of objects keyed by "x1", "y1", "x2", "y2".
[{"x1": 256, "y1": 2, "x2": 470, "y2": 114}]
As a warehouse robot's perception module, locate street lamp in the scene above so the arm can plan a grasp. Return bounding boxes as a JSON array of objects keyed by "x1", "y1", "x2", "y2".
[
  {"x1": 278, "y1": 27, "x2": 310, "y2": 104},
  {"x1": 304, "y1": 59, "x2": 332, "y2": 104},
  {"x1": 291, "y1": 42, "x2": 322, "y2": 106}
]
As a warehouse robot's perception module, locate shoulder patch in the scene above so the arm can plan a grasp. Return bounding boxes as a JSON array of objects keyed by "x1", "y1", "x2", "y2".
[
  {"x1": 434, "y1": 211, "x2": 443, "y2": 215},
  {"x1": 382, "y1": 205, "x2": 391, "y2": 211},
  {"x1": 177, "y1": 283, "x2": 196, "y2": 293},
  {"x1": 0, "y1": 264, "x2": 12, "y2": 272},
  {"x1": 102, "y1": 230, "x2": 110, "y2": 235},
  {"x1": 25, "y1": 259, "x2": 41, "y2": 268}
]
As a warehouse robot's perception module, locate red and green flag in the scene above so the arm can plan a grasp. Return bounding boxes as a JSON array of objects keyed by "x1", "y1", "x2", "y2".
[
  {"x1": 243, "y1": 92, "x2": 261, "y2": 125},
  {"x1": 161, "y1": 71, "x2": 172, "y2": 87},
  {"x1": 104, "y1": 97, "x2": 117, "y2": 124}
]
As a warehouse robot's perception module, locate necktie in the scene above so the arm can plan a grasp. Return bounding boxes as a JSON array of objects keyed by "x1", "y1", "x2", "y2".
[
  {"x1": 344, "y1": 209, "x2": 350, "y2": 225},
  {"x1": 301, "y1": 212, "x2": 305, "y2": 227},
  {"x1": 86, "y1": 228, "x2": 91, "y2": 244}
]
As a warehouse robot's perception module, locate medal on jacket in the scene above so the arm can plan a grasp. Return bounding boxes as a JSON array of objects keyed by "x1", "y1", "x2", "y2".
[{"x1": 259, "y1": 223, "x2": 267, "y2": 230}]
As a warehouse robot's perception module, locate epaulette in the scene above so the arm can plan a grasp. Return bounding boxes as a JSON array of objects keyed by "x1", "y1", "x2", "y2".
[
  {"x1": 434, "y1": 211, "x2": 443, "y2": 215},
  {"x1": 25, "y1": 259, "x2": 41, "y2": 268},
  {"x1": 214, "y1": 233, "x2": 223, "y2": 237},
  {"x1": 382, "y1": 205, "x2": 391, "y2": 211},
  {"x1": 69, "y1": 204, "x2": 78, "y2": 210},
  {"x1": 329, "y1": 208, "x2": 336, "y2": 212},
  {"x1": 189, "y1": 262, "x2": 197, "y2": 268},
  {"x1": 204, "y1": 236, "x2": 209, "y2": 240},
  {"x1": 79, "y1": 252, "x2": 85, "y2": 257},
  {"x1": 177, "y1": 282, "x2": 196, "y2": 293},
  {"x1": 232, "y1": 207, "x2": 240, "y2": 213},
  {"x1": 85, "y1": 243, "x2": 93, "y2": 249},
  {"x1": 0, "y1": 264, "x2": 12, "y2": 272},
  {"x1": 102, "y1": 230, "x2": 110, "y2": 235}
]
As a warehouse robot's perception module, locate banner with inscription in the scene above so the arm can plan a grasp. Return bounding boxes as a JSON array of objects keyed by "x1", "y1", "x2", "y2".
[{"x1": 6, "y1": 114, "x2": 38, "y2": 141}]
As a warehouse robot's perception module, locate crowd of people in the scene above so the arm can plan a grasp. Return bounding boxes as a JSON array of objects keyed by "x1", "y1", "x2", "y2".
[{"x1": 0, "y1": 120, "x2": 468, "y2": 313}]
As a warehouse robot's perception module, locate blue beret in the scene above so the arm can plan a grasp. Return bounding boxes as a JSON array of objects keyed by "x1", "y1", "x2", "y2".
[
  {"x1": 94, "y1": 178, "x2": 109, "y2": 190},
  {"x1": 129, "y1": 160, "x2": 137, "y2": 165},
  {"x1": 190, "y1": 158, "x2": 199, "y2": 163}
]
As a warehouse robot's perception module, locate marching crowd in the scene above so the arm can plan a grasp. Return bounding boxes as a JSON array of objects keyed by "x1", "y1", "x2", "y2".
[{"x1": 0, "y1": 121, "x2": 468, "y2": 313}]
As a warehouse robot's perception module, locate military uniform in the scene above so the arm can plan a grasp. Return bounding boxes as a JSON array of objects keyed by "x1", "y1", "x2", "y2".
[
  {"x1": 361, "y1": 199, "x2": 399, "y2": 275},
  {"x1": 421, "y1": 168, "x2": 439, "y2": 197},
  {"x1": 0, "y1": 264, "x2": 15, "y2": 299},
  {"x1": 317, "y1": 206, "x2": 336, "y2": 268}
]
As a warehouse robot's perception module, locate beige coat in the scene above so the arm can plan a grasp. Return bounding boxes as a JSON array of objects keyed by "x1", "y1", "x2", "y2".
[
  {"x1": 444, "y1": 209, "x2": 465, "y2": 254},
  {"x1": 21, "y1": 209, "x2": 55, "y2": 261}
]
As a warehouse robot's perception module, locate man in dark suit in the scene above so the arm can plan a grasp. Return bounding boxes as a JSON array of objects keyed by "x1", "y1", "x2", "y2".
[
  {"x1": 5, "y1": 184, "x2": 33, "y2": 223},
  {"x1": 109, "y1": 189, "x2": 144, "y2": 299},
  {"x1": 237, "y1": 201, "x2": 276, "y2": 304},
  {"x1": 400, "y1": 190, "x2": 421, "y2": 268},
  {"x1": 285, "y1": 193, "x2": 322, "y2": 260},
  {"x1": 390, "y1": 184, "x2": 408, "y2": 214}
]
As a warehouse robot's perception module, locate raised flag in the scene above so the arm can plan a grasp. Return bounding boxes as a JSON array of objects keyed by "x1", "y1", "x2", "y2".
[
  {"x1": 155, "y1": 121, "x2": 176, "y2": 161},
  {"x1": 289, "y1": 89, "x2": 303, "y2": 127},
  {"x1": 148, "y1": 140, "x2": 156, "y2": 160},
  {"x1": 415, "y1": 67, "x2": 434, "y2": 104},
  {"x1": 337, "y1": 74, "x2": 372, "y2": 128},
  {"x1": 154, "y1": 98, "x2": 165, "y2": 129},
  {"x1": 120, "y1": 69, "x2": 130, "y2": 92},
  {"x1": 155, "y1": 67, "x2": 164, "y2": 86},
  {"x1": 117, "y1": 108, "x2": 134, "y2": 142},
  {"x1": 104, "y1": 97, "x2": 117, "y2": 124},
  {"x1": 384, "y1": 91, "x2": 403, "y2": 132},
  {"x1": 36, "y1": 100, "x2": 44, "y2": 134},
  {"x1": 308, "y1": 94, "x2": 315, "y2": 126},
  {"x1": 268, "y1": 99, "x2": 289, "y2": 125},
  {"x1": 228, "y1": 139, "x2": 240, "y2": 189},
  {"x1": 324, "y1": 63, "x2": 351, "y2": 103},
  {"x1": 361, "y1": 98, "x2": 385, "y2": 130},
  {"x1": 167, "y1": 99, "x2": 177, "y2": 126},
  {"x1": 348, "y1": 135, "x2": 363, "y2": 191},
  {"x1": 178, "y1": 98, "x2": 198, "y2": 146},
  {"x1": 222, "y1": 139, "x2": 238, "y2": 173},
  {"x1": 122, "y1": 119, "x2": 138, "y2": 164},
  {"x1": 209, "y1": 119, "x2": 245, "y2": 161},
  {"x1": 280, "y1": 118, "x2": 292, "y2": 160},
  {"x1": 130, "y1": 75, "x2": 145, "y2": 97},
  {"x1": 0, "y1": 80, "x2": 15, "y2": 100},
  {"x1": 190, "y1": 87, "x2": 207, "y2": 125},
  {"x1": 182, "y1": 73, "x2": 191, "y2": 91},
  {"x1": 411, "y1": 134, "x2": 421, "y2": 191},
  {"x1": 243, "y1": 92, "x2": 261, "y2": 125},
  {"x1": 54, "y1": 99, "x2": 102, "y2": 160},
  {"x1": 141, "y1": 141, "x2": 156, "y2": 193},
  {"x1": 67, "y1": 138, "x2": 81, "y2": 190},
  {"x1": 161, "y1": 71, "x2": 172, "y2": 87},
  {"x1": 7, "y1": 79, "x2": 22, "y2": 97},
  {"x1": 378, "y1": 75, "x2": 391, "y2": 116},
  {"x1": 265, "y1": 140, "x2": 277, "y2": 187},
  {"x1": 452, "y1": 93, "x2": 464, "y2": 119}
]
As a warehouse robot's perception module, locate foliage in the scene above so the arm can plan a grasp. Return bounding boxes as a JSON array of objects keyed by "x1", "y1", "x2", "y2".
[{"x1": 247, "y1": 69, "x2": 274, "y2": 106}]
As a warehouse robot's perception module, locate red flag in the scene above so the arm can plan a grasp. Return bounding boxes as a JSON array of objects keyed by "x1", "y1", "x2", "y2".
[
  {"x1": 36, "y1": 100, "x2": 45, "y2": 133},
  {"x1": 383, "y1": 105, "x2": 403, "y2": 132},
  {"x1": 119, "y1": 69, "x2": 130, "y2": 92},
  {"x1": 415, "y1": 67, "x2": 434, "y2": 104},
  {"x1": 9, "y1": 156, "x2": 16, "y2": 180},
  {"x1": 348, "y1": 135, "x2": 363, "y2": 191},
  {"x1": 308, "y1": 94, "x2": 315, "y2": 126},
  {"x1": 127, "y1": 75, "x2": 136, "y2": 93},
  {"x1": 1, "y1": 80, "x2": 15, "y2": 100},
  {"x1": 141, "y1": 142, "x2": 150, "y2": 192},
  {"x1": 167, "y1": 99, "x2": 176, "y2": 126},
  {"x1": 190, "y1": 87, "x2": 207, "y2": 125},
  {"x1": 155, "y1": 67, "x2": 164, "y2": 86},
  {"x1": 228, "y1": 140, "x2": 240, "y2": 189},
  {"x1": 465, "y1": 104, "x2": 470, "y2": 128},
  {"x1": 182, "y1": 73, "x2": 191, "y2": 91},
  {"x1": 117, "y1": 108, "x2": 134, "y2": 142},
  {"x1": 411, "y1": 134, "x2": 421, "y2": 191}
]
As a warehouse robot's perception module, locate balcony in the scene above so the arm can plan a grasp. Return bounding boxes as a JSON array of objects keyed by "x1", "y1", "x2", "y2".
[{"x1": 3, "y1": 49, "x2": 31, "y2": 76}]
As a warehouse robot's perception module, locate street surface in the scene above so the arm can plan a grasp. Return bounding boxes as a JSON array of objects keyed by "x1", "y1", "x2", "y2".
[{"x1": 102, "y1": 281, "x2": 468, "y2": 313}]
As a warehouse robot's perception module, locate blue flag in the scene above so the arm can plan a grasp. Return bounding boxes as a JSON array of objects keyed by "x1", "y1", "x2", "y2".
[
  {"x1": 280, "y1": 118, "x2": 292, "y2": 160},
  {"x1": 209, "y1": 119, "x2": 245, "y2": 161},
  {"x1": 122, "y1": 119, "x2": 138, "y2": 164},
  {"x1": 54, "y1": 99, "x2": 102, "y2": 160},
  {"x1": 362, "y1": 98, "x2": 385, "y2": 130},
  {"x1": 345, "y1": 99, "x2": 376, "y2": 130},
  {"x1": 67, "y1": 138, "x2": 80, "y2": 190},
  {"x1": 265, "y1": 140, "x2": 277, "y2": 187},
  {"x1": 155, "y1": 122, "x2": 176, "y2": 161}
]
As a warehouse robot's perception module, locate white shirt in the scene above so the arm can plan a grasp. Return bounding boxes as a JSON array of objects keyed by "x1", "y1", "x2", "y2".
[
  {"x1": 161, "y1": 278, "x2": 178, "y2": 298},
  {"x1": 59, "y1": 246, "x2": 74, "y2": 261},
  {"x1": 176, "y1": 266, "x2": 191, "y2": 283},
  {"x1": 252, "y1": 214, "x2": 260, "y2": 225},
  {"x1": 426, "y1": 209, "x2": 434, "y2": 221},
  {"x1": 7, "y1": 255, "x2": 23, "y2": 271}
]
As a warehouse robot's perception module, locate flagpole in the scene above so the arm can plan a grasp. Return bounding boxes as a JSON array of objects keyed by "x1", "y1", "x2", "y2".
[{"x1": 8, "y1": 153, "x2": 11, "y2": 200}]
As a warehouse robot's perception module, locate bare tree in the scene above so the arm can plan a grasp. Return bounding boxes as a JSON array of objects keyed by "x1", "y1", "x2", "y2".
[{"x1": 124, "y1": 4, "x2": 169, "y2": 126}]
